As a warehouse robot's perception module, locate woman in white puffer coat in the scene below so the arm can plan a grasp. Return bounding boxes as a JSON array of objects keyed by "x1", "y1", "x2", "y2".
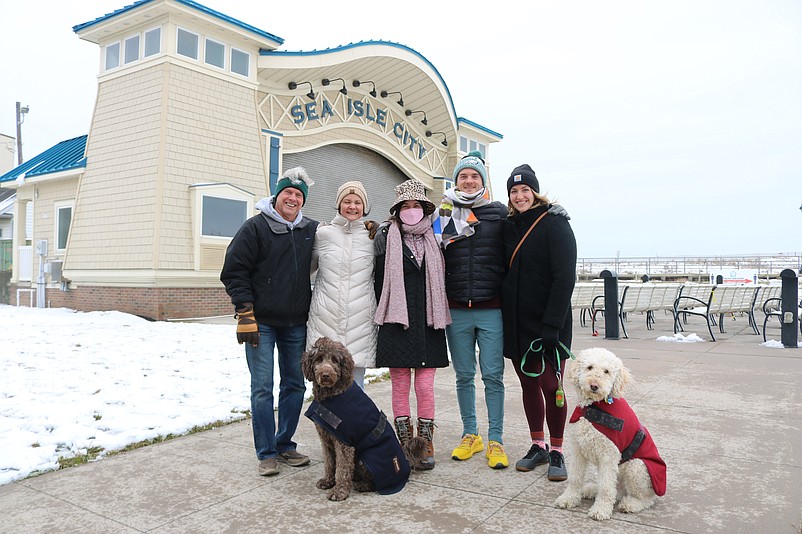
[{"x1": 306, "y1": 181, "x2": 378, "y2": 389}]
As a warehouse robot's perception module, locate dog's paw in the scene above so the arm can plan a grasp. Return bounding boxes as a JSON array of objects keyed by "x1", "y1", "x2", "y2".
[
  {"x1": 316, "y1": 477, "x2": 335, "y2": 490},
  {"x1": 352, "y1": 480, "x2": 374, "y2": 493},
  {"x1": 588, "y1": 503, "x2": 613, "y2": 521},
  {"x1": 580, "y1": 482, "x2": 597, "y2": 499},
  {"x1": 555, "y1": 491, "x2": 581, "y2": 509},
  {"x1": 617, "y1": 495, "x2": 654, "y2": 514},
  {"x1": 327, "y1": 488, "x2": 350, "y2": 501}
]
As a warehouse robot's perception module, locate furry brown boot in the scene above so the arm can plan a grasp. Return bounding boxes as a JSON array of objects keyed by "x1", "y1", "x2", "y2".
[
  {"x1": 394, "y1": 416, "x2": 414, "y2": 447},
  {"x1": 417, "y1": 418, "x2": 436, "y2": 470}
]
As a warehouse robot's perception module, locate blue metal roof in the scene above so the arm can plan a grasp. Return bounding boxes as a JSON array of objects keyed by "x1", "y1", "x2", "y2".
[
  {"x1": 0, "y1": 136, "x2": 87, "y2": 184},
  {"x1": 457, "y1": 117, "x2": 503, "y2": 140},
  {"x1": 72, "y1": 0, "x2": 283, "y2": 45}
]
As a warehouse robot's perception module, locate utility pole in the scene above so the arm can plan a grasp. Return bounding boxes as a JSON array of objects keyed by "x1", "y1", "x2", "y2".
[{"x1": 15, "y1": 102, "x2": 29, "y2": 165}]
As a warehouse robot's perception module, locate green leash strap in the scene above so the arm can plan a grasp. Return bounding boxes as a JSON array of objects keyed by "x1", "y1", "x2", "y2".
[
  {"x1": 520, "y1": 340, "x2": 576, "y2": 406},
  {"x1": 519, "y1": 339, "x2": 576, "y2": 378}
]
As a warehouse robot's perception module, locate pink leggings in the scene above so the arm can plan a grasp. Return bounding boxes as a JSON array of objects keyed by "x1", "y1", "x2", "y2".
[{"x1": 390, "y1": 367, "x2": 436, "y2": 420}]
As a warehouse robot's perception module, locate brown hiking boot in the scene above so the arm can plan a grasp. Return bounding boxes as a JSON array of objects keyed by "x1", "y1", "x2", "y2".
[{"x1": 417, "y1": 418, "x2": 436, "y2": 470}]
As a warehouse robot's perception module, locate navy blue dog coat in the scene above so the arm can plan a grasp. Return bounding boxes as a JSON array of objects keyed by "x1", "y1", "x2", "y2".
[{"x1": 305, "y1": 382, "x2": 410, "y2": 494}]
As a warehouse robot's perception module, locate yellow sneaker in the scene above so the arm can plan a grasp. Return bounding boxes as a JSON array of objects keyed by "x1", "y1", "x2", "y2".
[
  {"x1": 486, "y1": 441, "x2": 509, "y2": 469},
  {"x1": 451, "y1": 434, "x2": 484, "y2": 460}
]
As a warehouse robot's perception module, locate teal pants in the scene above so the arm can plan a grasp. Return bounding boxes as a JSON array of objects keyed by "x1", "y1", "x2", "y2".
[{"x1": 446, "y1": 308, "x2": 505, "y2": 443}]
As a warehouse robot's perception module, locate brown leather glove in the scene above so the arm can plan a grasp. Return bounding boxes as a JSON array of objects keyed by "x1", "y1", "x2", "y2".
[
  {"x1": 235, "y1": 303, "x2": 259, "y2": 346},
  {"x1": 364, "y1": 220, "x2": 379, "y2": 240}
]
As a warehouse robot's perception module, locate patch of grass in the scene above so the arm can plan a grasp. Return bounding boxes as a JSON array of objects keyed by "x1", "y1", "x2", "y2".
[
  {"x1": 93, "y1": 414, "x2": 102, "y2": 421},
  {"x1": 57, "y1": 446, "x2": 105, "y2": 469},
  {"x1": 108, "y1": 416, "x2": 249, "y2": 457},
  {"x1": 22, "y1": 415, "x2": 251, "y2": 481}
]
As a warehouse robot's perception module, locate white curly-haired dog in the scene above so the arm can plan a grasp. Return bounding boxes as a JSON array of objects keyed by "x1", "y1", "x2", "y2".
[{"x1": 555, "y1": 347, "x2": 666, "y2": 521}]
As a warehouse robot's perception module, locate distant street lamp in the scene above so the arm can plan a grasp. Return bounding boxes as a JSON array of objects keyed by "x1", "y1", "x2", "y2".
[{"x1": 16, "y1": 102, "x2": 29, "y2": 165}]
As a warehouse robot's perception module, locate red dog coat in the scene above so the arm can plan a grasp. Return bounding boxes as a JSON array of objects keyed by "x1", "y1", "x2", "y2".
[{"x1": 570, "y1": 398, "x2": 666, "y2": 496}]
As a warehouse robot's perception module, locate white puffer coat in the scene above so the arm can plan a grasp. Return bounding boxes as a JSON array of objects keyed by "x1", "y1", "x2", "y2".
[{"x1": 306, "y1": 214, "x2": 377, "y2": 368}]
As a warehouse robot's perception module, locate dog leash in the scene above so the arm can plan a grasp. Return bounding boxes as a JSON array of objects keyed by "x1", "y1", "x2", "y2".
[{"x1": 519, "y1": 339, "x2": 575, "y2": 407}]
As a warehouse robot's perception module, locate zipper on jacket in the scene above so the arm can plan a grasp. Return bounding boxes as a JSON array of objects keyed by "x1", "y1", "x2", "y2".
[{"x1": 467, "y1": 226, "x2": 475, "y2": 307}]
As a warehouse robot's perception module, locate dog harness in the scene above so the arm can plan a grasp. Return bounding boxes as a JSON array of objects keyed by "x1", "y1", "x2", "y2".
[
  {"x1": 304, "y1": 382, "x2": 411, "y2": 495},
  {"x1": 570, "y1": 399, "x2": 667, "y2": 496}
]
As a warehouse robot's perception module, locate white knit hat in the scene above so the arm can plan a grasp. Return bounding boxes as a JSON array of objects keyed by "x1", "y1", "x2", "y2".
[{"x1": 334, "y1": 180, "x2": 370, "y2": 215}]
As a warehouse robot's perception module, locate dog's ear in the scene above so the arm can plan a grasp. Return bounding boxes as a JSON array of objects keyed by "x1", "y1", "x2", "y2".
[
  {"x1": 301, "y1": 348, "x2": 316, "y2": 382},
  {"x1": 611, "y1": 363, "x2": 632, "y2": 398},
  {"x1": 339, "y1": 344, "x2": 355, "y2": 379},
  {"x1": 564, "y1": 353, "x2": 581, "y2": 386}
]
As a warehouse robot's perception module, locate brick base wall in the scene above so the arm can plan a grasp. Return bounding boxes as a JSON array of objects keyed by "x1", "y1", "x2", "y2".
[{"x1": 8, "y1": 284, "x2": 233, "y2": 321}]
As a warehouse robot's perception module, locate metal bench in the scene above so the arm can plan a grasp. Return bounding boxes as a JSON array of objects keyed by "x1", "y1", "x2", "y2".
[{"x1": 673, "y1": 285, "x2": 758, "y2": 341}]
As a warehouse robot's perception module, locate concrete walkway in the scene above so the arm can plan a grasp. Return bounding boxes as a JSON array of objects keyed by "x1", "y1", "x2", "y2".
[{"x1": 1, "y1": 309, "x2": 801, "y2": 533}]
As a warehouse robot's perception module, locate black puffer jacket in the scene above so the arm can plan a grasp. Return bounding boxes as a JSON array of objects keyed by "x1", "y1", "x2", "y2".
[
  {"x1": 442, "y1": 201, "x2": 508, "y2": 305},
  {"x1": 220, "y1": 212, "x2": 318, "y2": 326},
  {"x1": 501, "y1": 204, "x2": 577, "y2": 360},
  {"x1": 373, "y1": 223, "x2": 448, "y2": 369}
]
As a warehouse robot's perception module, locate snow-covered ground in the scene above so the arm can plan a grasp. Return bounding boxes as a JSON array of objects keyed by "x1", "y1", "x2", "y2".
[{"x1": 0, "y1": 305, "x2": 383, "y2": 485}]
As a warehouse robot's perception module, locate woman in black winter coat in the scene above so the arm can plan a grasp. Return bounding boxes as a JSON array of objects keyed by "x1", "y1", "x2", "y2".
[
  {"x1": 373, "y1": 179, "x2": 450, "y2": 470},
  {"x1": 501, "y1": 164, "x2": 577, "y2": 482}
]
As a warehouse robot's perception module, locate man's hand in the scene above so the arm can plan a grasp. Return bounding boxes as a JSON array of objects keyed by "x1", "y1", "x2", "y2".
[
  {"x1": 235, "y1": 303, "x2": 259, "y2": 346},
  {"x1": 548, "y1": 203, "x2": 570, "y2": 220}
]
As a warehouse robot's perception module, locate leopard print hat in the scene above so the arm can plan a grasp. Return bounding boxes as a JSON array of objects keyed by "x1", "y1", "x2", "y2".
[{"x1": 390, "y1": 179, "x2": 435, "y2": 216}]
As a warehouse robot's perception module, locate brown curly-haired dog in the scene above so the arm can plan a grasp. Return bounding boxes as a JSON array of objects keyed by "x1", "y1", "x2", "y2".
[{"x1": 302, "y1": 337, "x2": 427, "y2": 501}]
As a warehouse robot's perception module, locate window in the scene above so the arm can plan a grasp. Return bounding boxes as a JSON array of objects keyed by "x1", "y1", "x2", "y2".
[
  {"x1": 144, "y1": 27, "x2": 161, "y2": 57},
  {"x1": 478, "y1": 143, "x2": 487, "y2": 159},
  {"x1": 469, "y1": 139, "x2": 478, "y2": 153},
  {"x1": 202, "y1": 196, "x2": 246, "y2": 237},
  {"x1": 191, "y1": 183, "x2": 253, "y2": 270},
  {"x1": 459, "y1": 136, "x2": 468, "y2": 153},
  {"x1": 124, "y1": 35, "x2": 140, "y2": 64},
  {"x1": 231, "y1": 47, "x2": 249, "y2": 76},
  {"x1": 105, "y1": 42, "x2": 120, "y2": 70},
  {"x1": 205, "y1": 38, "x2": 225, "y2": 69},
  {"x1": 56, "y1": 205, "x2": 73, "y2": 251},
  {"x1": 177, "y1": 28, "x2": 199, "y2": 60}
]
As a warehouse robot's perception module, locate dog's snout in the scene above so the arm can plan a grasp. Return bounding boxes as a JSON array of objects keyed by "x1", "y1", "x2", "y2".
[{"x1": 590, "y1": 384, "x2": 599, "y2": 392}]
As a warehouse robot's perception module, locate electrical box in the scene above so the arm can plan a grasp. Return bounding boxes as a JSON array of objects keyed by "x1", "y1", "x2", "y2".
[
  {"x1": 36, "y1": 240, "x2": 48, "y2": 256},
  {"x1": 45, "y1": 260, "x2": 63, "y2": 282}
]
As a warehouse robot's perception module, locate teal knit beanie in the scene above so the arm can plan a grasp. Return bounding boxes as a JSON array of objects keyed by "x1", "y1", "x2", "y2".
[
  {"x1": 274, "y1": 167, "x2": 313, "y2": 205},
  {"x1": 451, "y1": 150, "x2": 487, "y2": 185}
]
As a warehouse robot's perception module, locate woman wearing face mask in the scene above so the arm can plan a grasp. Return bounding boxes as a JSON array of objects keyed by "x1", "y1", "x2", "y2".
[
  {"x1": 306, "y1": 181, "x2": 378, "y2": 390},
  {"x1": 373, "y1": 179, "x2": 450, "y2": 470}
]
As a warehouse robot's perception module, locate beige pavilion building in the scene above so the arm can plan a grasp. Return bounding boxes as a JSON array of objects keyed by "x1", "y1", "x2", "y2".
[{"x1": 0, "y1": 0, "x2": 502, "y2": 319}]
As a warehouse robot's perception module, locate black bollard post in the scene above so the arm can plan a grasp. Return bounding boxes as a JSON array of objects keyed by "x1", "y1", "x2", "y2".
[
  {"x1": 600, "y1": 270, "x2": 620, "y2": 340},
  {"x1": 641, "y1": 274, "x2": 650, "y2": 283},
  {"x1": 779, "y1": 269, "x2": 798, "y2": 348}
]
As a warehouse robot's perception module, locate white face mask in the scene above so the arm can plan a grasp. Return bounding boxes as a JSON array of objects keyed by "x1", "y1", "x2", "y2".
[{"x1": 399, "y1": 207, "x2": 424, "y2": 225}]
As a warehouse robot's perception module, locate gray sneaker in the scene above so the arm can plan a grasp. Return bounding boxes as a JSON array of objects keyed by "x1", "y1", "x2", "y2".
[
  {"x1": 547, "y1": 450, "x2": 568, "y2": 481},
  {"x1": 258, "y1": 458, "x2": 279, "y2": 476},
  {"x1": 277, "y1": 449, "x2": 310, "y2": 467},
  {"x1": 515, "y1": 444, "x2": 549, "y2": 472}
]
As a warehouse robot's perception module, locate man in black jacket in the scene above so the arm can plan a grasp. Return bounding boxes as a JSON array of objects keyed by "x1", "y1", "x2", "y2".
[
  {"x1": 437, "y1": 152, "x2": 510, "y2": 469},
  {"x1": 220, "y1": 167, "x2": 318, "y2": 476}
]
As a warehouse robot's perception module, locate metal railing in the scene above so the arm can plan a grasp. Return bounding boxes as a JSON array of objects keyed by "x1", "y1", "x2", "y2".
[{"x1": 577, "y1": 253, "x2": 802, "y2": 280}]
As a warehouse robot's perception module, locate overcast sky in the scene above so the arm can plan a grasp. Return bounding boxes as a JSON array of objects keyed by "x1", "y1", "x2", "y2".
[{"x1": 1, "y1": 1, "x2": 800, "y2": 258}]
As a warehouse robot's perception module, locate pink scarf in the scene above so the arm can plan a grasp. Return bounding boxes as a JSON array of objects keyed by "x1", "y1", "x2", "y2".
[{"x1": 374, "y1": 217, "x2": 451, "y2": 330}]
